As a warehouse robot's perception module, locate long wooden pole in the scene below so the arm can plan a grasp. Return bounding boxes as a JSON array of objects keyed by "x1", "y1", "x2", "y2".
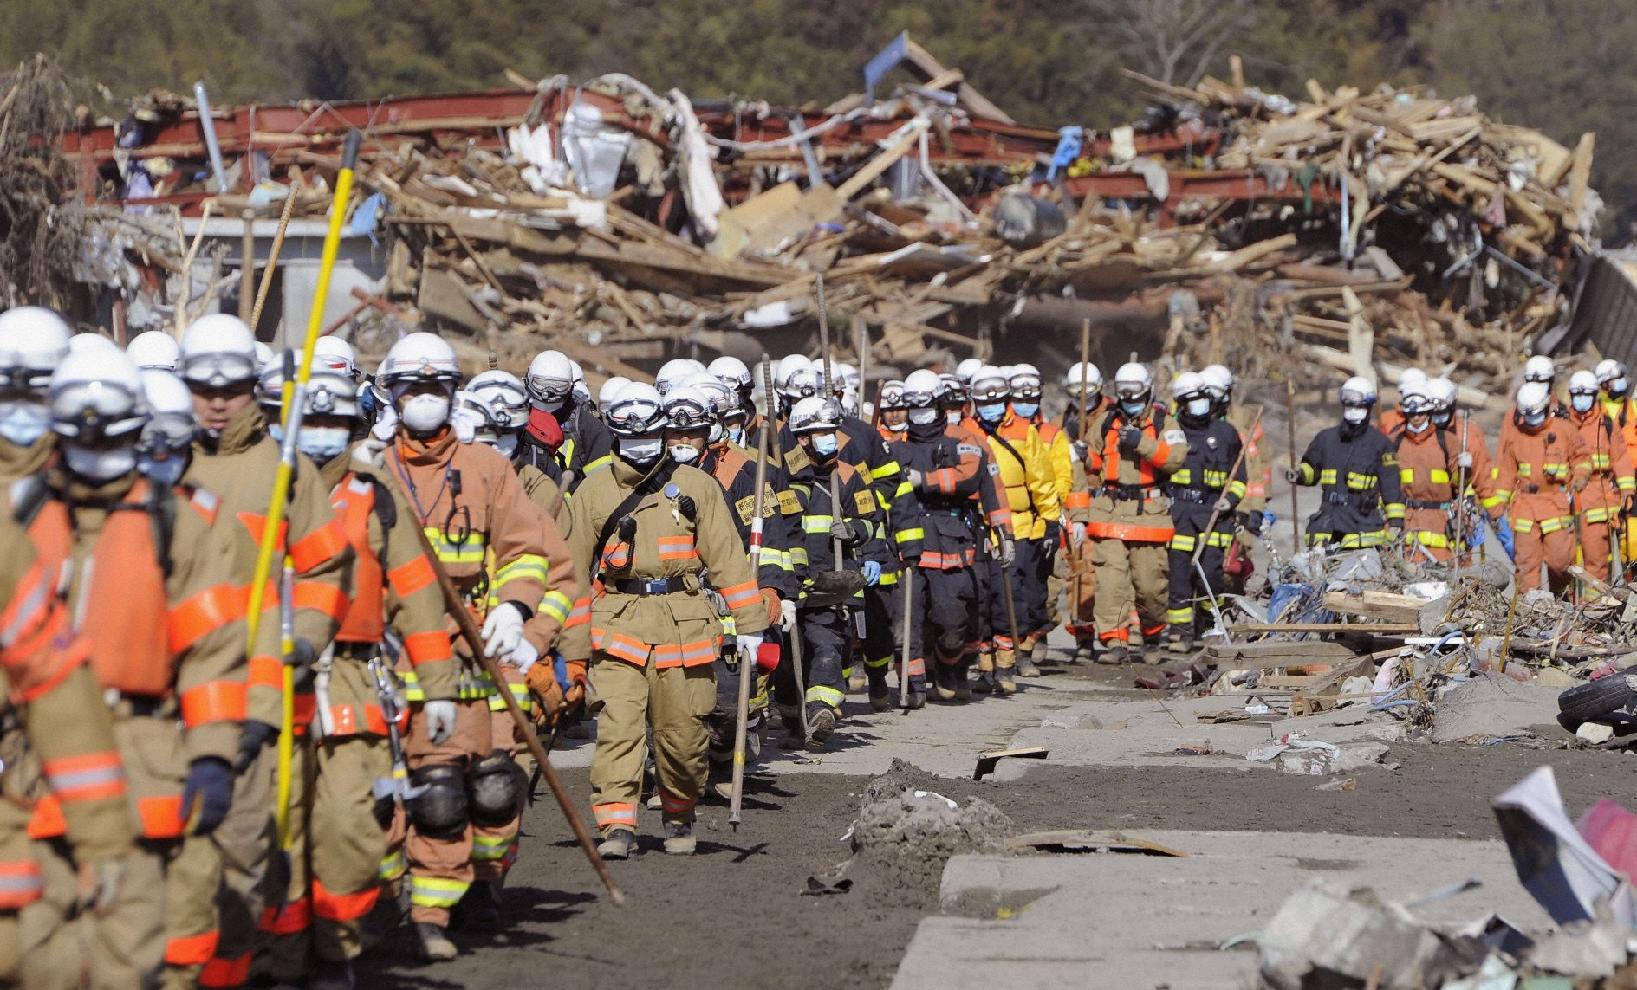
[
  {"x1": 238, "y1": 209, "x2": 256, "y2": 322},
  {"x1": 251, "y1": 187, "x2": 298, "y2": 331},
  {"x1": 731, "y1": 355, "x2": 774, "y2": 831},
  {"x1": 1286, "y1": 377, "x2": 1301, "y2": 550},
  {"x1": 1072, "y1": 319, "x2": 1090, "y2": 624}
]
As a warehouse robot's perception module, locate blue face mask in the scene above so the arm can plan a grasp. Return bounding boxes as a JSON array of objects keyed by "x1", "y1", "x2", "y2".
[
  {"x1": 1119, "y1": 399, "x2": 1146, "y2": 417},
  {"x1": 1520, "y1": 410, "x2": 1546, "y2": 428},
  {"x1": 1012, "y1": 402, "x2": 1038, "y2": 419},
  {"x1": 976, "y1": 402, "x2": 1006, "y2": 424},
  {"x1": 0, "y1": 402, "x2": 48, "y2": 447},
  {"x1": 812, "y1": 433, "x2": 838, "y2": 458},
  {"x1": 1572, "y1": 394, "x2": 1595, "y2": 413},
  {"x1": 1185, "y1": 397, "x2": 1212, "y2": 418}
]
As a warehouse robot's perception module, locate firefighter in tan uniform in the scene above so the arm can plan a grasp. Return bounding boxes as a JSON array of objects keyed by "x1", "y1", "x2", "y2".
[
  {"x1": 251, "y1": 349, "x2": 459, "y2": 986},
  {"x1": 177, "y1": 316, "x2": 355, "y2": 989},
  {"x1": 1086, "y1": 363, "x2": 1187, "y2": 663},
  {"x1": 1059, "y1": 362, "x2": 1109, "y2": 664},
  {"x1": 560, "y1": 381, "x2": 769, "y2": 860},
  {"x1": 0, "y1": 508, "x2": 135, "y2": 986},
  {"x1": 0, "y1": 308, "x2": 67, "y2": 485},
  {"x1": 16, "y1": 348, "x2": 255, "y2": 989},
  {"x1": 375, "y1": 333, "x2": 558, "y2": 960}
]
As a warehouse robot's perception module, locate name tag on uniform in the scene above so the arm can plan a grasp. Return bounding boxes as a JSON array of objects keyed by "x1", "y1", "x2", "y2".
[
  {"x1": 786, "y1": 447, "x2": 811, "y2": 473},
  {"x1": 1163, "y1": 430, "x2": 1186, "y2": 446},
  {"x1": 777, "y1": 489, "x2": 801, "y2": 515},
  {"x1": 735, "y1": 494, "x2": 757, "y2": 526},
  {"x1": 854, "y1": 489, "x2": 875, "y2": 515}
]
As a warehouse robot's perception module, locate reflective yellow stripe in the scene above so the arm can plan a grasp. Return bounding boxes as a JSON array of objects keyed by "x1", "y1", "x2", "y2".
[
  {"x1": 488, "y1": 680, "x2": 533, "y2": 712},
  {"x1": 1226, "y1": 480, "x2": 1247, "y2": 500},
  {"x1": 805, "y1": 685, "x2": 845, "y2": 709},
  {"x1": 1383, "y1": 502, "x2": 1405, "y2": 520},
  {"x1": 1170, "y1": 468, "x2": 1193, "y2": 485},
  {"x1": 1318, "y1": 468, "x2": 1337, "y2": 485},
  {"x1": 422, "y1": 527, "x2": 486, "y2": 564},
  {"x1": 1407, "y1": 529, "x2": 1449, "y2": 548},
  {"x1": 871, "y1": 460, "x2": 900, "y2": 480},
  {"x1": 537, "y1": 589, "x2": 572, "y2": 625},
  {"x1": 1429, "y1": 468, "x2": 1450, "y2": 485},
  {"x1": 411, "y1": 876, "x2": 468, "y2": 908},
  {"x1": 1346, "y1": 472, "x2": 1377, "y2": 490},
  {"x1": 802, "y1": 515, "x2": 833, "y2": 534},
  {"x1": 1165, "y1": 607, "x2": 1193, "y2": 625},
  {"x1": 471, "y1": 834, "x2": 515, "y2": 861},
  {"x1": 494, "y1": 554, "x2": 550, "y2": 588},
  {"x1": 1168, "y1": 533, "x2": 1197, "y2": 552},
  {"x1": 895, "y1": 527, "x2": 925, "y2": 543},
  {"x1": 1399, "y1": 468, "x2": 1415, "y2": 484}
]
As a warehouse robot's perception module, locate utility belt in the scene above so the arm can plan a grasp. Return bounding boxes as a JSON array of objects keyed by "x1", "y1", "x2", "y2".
[
  {"x1": 1104, "y1": 483, "x2": 1165, "y2": 502},
  {"x1": 1405, "y1": 499, "x2": 1452, "y2": 511},
  {"x1": 333, "y1": 640, "x2": 382, "y2": 662},
  {"x1": 920, "y1": 500, "x2": 977, "y2": 524},
  {"x1": 104, "y1": 691, "x2": 174, "y2": 720},
  {"x1": 1168, "y1": 487, "x2": 1216, "y2": 505},
  {"x1": 612, "y1": 575, "x2": 691, "y2": 596},
  {"x1": 1323, "y1": 489, "x2": 1379, "y2": 511}
]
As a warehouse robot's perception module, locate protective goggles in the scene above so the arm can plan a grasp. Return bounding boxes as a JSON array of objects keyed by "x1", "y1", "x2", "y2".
[
  {"x1": 970, "y1": 382, "x2": 1010, "y2": 402},
  {"x1": 1339, "y1": 392, "x2": 1374, "y2": 408},
  {"x1": 138, "y1": 411, "x2": 196, "y2": 452},
  {"x1": 664, "y1": 398, "x2": 714, "y2": 431},
  {"x1": 473, "y1": 388, "x2": 528, "y2": 429},
  {"x1": 385, "y1": 373, "x2": 457, "y2": 402},
  {"x1": 606, "y1": 396, "x2": 664, "y2": 434},
  {"x1": 0, "y1": 365, "x2": 51, "y2": 395},
  {"x1": 181, "y1": 351, "x2": 258, "y2": 389},
  {"x1": 1010, "y1": 385, "x2": 1042, "y2": 402},
  {"x1": 48, "y1": 379, "x2": 146, "y2": 441},
  {"x1": 525, "y1": 374, "x2": 572, "y2": 404},
  {"x1": 303, "y1": 379, "x2": 358, "y2": 419},
  {"x1": 902, "y1": 390, "x2": 937, "y2": 409},
  {"x1": 1114, "y1": 382, "x2": 1149, "y2": 399}
]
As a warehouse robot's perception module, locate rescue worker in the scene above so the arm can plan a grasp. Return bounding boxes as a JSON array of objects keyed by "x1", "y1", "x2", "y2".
[
  {"x1": 136, "y1": 370, "x2": 197, "y2": 487},
  {"x1": 663, "y1": 380, "x2": 789, "y2": 780},
  {"x1": 877, "y1": 379, "x2": 908, "y2": 441},
  {"x1": 1285, "y1": 377, "x2": 1404, "y2": 550},
  {"x1": 0, "y1": 509, "x2": 136, "y2": 987},
  {"x1": 377, "y1": 333, "x2": 566, "y2": 958},
  {"x1": 1012, "y1": 364, "x2": 1067, "y2": 674},
  {"x1": 971, "y1": 366, "x2": 1059, "y2": 692},
  {"x1": 1059, "y1": 362, "x2": 1106, "y2": 663},
  {"x1": 516, "y1": 349, "x2": 613, "y2": 495},
  {"x1": 178, "y1": 315, "x2": 354, "y2": 988},
  {"x1": 785, "y1": 396, "x2": 891, "y2": 740},
  {"x1": 467, "y1": 369, "x2": 564, "y2": 523},
  {"x1": 706, "y1": 357, "x2": 755, "y2": 447},
  {"x1": 19, "y1": 347, "x2": 251, "y2": 989},
  {"x1": 1164, "y1": 372, "x2": 1244, "y2": 650},
  {"x1": 1493, "y1": 381, "x2": 1591, "y2": 594},
  {"x1": 890, "y1": 370, "x2": 986, "y2": 703},
  {"x1": 560, "y1": 381, "x2": 768, "y2": 859},
  {"x1": 1378, "y1": 367, "x2": 1427, "y2": 435},
  {"x1": 257, "y1": 359, "x2": 459, "y2": 987},
  {"x1": 0, "y1": 307, "x2": 68, "y2": 482},
  {"x1": 935, "y1": 370, "x2": 1014, "y2": 676},
  {"x1": 1391, "y1": 378, "x2": 1467, "y2": 561},
  {"x1": 1200, "y1": 364, "x2": 1268, "y2": 592},
  {"x1": 1596, "y1": 359, "x2": 1637, "y2": 564},
  {"x1": 1085, "y1": 363, "x2": 1186, "y2": 663},
  {"x1": 1566, "y1": 370, "x2": 1634, "y2": 582},
  {"x1": 127, "y1": 328, "x2": 181, "y2": 372}
]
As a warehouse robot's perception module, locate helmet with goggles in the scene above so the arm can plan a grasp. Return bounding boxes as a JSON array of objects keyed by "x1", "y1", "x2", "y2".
[
  {"x1": 1340, "y1": 376, "x2": 1377, "y2": 407},
  {"x1": 1112, "y1": 363, "x2": 1153, "y2": 407},
  {"x1": 179, "y1": 314, "x2": 260, "y2": 390},
  {"x1": 789, "y1": 396, "x2": 841, "y2": 434},
  {"x1": 604, "y1": 381, "x2": 665, "y2": 438},
  {"x1": 0, "y1": 306, "x2": 71, "y2": 397},
  {"x1": 524, "y1": 350, "x2": 574, "y2": 409},
  {"x1": 903, "y1": 370, "x2": 941, "y2": 409},
  {"x1": 137, "y1": 369, "x2": 194, "y2": 454},
  {"x1": 467, "y1": 370, "x2": 529, "y2": 431},
  {"x1": 662, "y1": 383, "x2": 716, "y2": 432},
  {"x1": 127, "y1": 330, "x2": 181, "y2": 372},
  {"x1": 48, "y1": 348, "x2": 148, "y2": 445},
  {"x1": 379, "y1": 333, "x2": 460, "y2": 398},
  {"x1": 969, "y1": 366, "x2": 1010, "y2": 403},
  {"x1": 878, "y1": 379, "x2": 907, "y2": 411}
]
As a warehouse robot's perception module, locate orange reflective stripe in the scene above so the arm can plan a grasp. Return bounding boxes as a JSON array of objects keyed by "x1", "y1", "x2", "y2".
[
  {"x1": 656, "y1": 534, "x2": 697, "y2": 561},
  {"x1": 27, "y1": 795, "x2": 65, "y2": 838},
  {"x1": 235, "y1": 512, "x2": 287, "y2": 551},
  {"x1": 42, "y1": 750, "x2": 125, "y2": 804},
  {"x1": 291, "y1": 693, "x2": 317, "y2": 730},
  {"x1": 312, "y1": 880, "x2": 380, "y2": 922},
  {"x1": 248, "y1": 655, "x2": 283, "y2": 691},
  {"x1": 1083, "y1": 520, "x2": 1174, "y2": 542},
  {"x1": 565, "y1": 598, "x2": 591, "y2": 628},
  {"x1": 259, "y1": 896, "x2": 311, "y2": 935},
  {"x1": 592, "y1": 628, "x2": 649, "y2": 665},
  {"x1": 593, "y1": 802, "x2": 637, "y2": 829},
  {"x1": 138, "y1": 795, "x2": 186, "y2": 839},
  {"x1": 719, "y1": 580, "x2": 759, "y2": 610},
  {"x1": 168, "y1": 584, "x2": 248, "y2": 655},
  {"x1": 288, "y1": 520, "x2": 348, "y2": 573},
  {"x1": 1064, "y1": 491, "x2": 1091, "y2": 510},
  {"x1": 166, "y1": 931, "x2": 222, "y2": 968},
  {"x1": 1148, "y1": 441, "x2": 1171, "y2": 466},
  {"x1": 386, "y1": 556, "x2": 436, "y2": 598},
  {"x1": 198, "y1": 953, "x2": 249, "y2": 987},
  {"x1": 322, "y1": 702, "x2": 390, "y2": 737},
  {"x1": 0, "y1": 859, "x2": 43, "y2": 909},
  {"x1": 402, "y1": 630, "x2": 452, "y2": 667},
  {"x1": 653, "y1": 638, "x2": 719, "y2": 669},
  {"x1": 0, "y1": 560, "x2": 51, "y2": 651},
  {"x1": 292, "y1": 581, "x2": 349, "y2": 621},
  {"x1": 180, "y1": 680, "x2": 248, "y2": 728},
  {"x1": 658, "y1": 789, "x2": 695, "y2": 814}
]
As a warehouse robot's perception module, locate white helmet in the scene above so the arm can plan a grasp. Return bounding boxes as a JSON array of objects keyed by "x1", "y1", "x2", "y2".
[
  {"x1": 1199, "y1": 364, "x2": 1232, "y2": 400},
  {"x1": 378, "y1": 332, "x2": 460, "y2": 398},
  {"x1": 255, "y1": 352, "x2": 289, "y2": 413},
  {"x1": 1008, "y1": 367, "x2": 1042, "y2": 400},
  {"x1": 1516, "y1": 380, "x2": 1551, "y2": 418},
  {"x1": 656, "y1": 358, "x2": 708, "y2": 396},
  {"x1": 604, "y1": 381, "x2": 665, "y2": 438},
  {"x1": 785, "y1": 365, "x2": 822, "y2": 401},
  {"x1": 937, "y1": 372, "x2": 964, "y2": 403},
  {"x1": 1568, "y1": 370, "x2": 1600, "y2": 410},
  {"x1": 955, "y1": 358, "x2": 984, "y2": 384},
  {"x1": 708, "y1": 356, "x2": 752, "y2": 392},
  {"x1": 180, "y1": 314, "x2": 259, "y2": 389},
  {"x1": 1170, "y1": 370, "x2": 1205, "y2": 400},
  {"x1": 683, "y1": 371, "x2": 737, "y2": 418},
  {"x1": 67, "y1": 333, "x2": 118, "y2": 355},
  {"x1": 662, "y1": 382, "x2": 716, "y2": 435},
  {"x1": 1063, "y1": 361, "x2": 1102, "y2": 394},
  {"x1": 1397, "y1": 367, "x2": 1428, "y2": 392},
  {"x1": 1340, "y1": 376, "x2": 1377, "y2": 406},
  {"x1": 569, "y1": 359, "x2": 590, "y2": 405},
  {"x1": 788, "y1": 396, "x2": 841, "y2": 434},
  {"x1": 832, "y1": 361, "x2": 860, "y2": 390},
  {"x1": 47, "y1": 347, "x2": 147, "y2": 446},
  {"x1": 0, "y1": 306, "x2": 71, "y2": 395},
  {"x1": 126, "y1": 330, "x2": 181, "y2": 372},
  {"x1": 774, "y1": 354, "x2": 811, "y2": 395},
  {"x1": 598, "y1": 375, "x2": 631, "y2": 409},
  {"x1": 300, "y1": 368, "x2": 361, "y2": 421},
  {"x1": 468, "y1": 370, "x2": 529, "y2": 430},
  {"x1": 254, "y1": 341, "x2": 274, "y2": 371},
  {"x1": 970, "y1": 365, "x2": 1011, "y2": 403},
  {"x1": 524, "y1": 350, "x2": 575, "y2": 409},
  {"x1": 1112, "y1": 363, "x2": 1153, "y2": 405},
  {"x1": 1426, "y1": 377, "x2": 1456, "y2": 411},
  {"x1": 1522, "y1": 355, "x2": 1555, "y2": 384},
  {"x1": 879, "y1": 379, "x2": 907, "y2": 411},
  {"x1": 137, "y1": 369, "x2": 195, "y2": 462},
  {"x1": 1595, "y1": 359, "x2": 1627, "y2": 387},
  {"x1": 902, "y1": 369, "x2": 942, "y2": 408},
  {"x1": 313, "y1": 336, "x2": 358, "y2": 380},
  {"x1": 1398, "y1": 375, "x2": 1430, "y2": 412}
]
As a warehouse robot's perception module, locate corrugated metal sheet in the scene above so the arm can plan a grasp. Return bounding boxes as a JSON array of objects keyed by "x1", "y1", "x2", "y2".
[{"x1": 1561, "y1": 249, "x2": 1637, "y2": 362}]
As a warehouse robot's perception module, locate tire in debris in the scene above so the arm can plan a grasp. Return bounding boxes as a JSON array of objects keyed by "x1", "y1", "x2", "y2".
[{"x1": 1556, "y1": 674, "x2": 1637, "y2": 732}]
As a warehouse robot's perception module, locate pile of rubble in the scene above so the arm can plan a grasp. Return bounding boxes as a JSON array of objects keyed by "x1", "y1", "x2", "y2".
[{"x1": 41, "y1": 42, "x2": 1597, "y2": 392}]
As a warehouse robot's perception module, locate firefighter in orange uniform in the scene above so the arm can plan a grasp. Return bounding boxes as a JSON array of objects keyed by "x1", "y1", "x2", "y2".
[
  {"x1": 1597, "y1": 360, "x2": 1637, "y2": 565},
  {"x1": 1566, "y1": 370, "x2": 1634, "y2": 582},
  {"x1": 1493, "y1": 381, "x2": 1592, "y2": 594}
]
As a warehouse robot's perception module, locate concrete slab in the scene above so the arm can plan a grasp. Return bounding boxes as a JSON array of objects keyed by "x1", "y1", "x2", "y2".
[{"x1": 891, "y1": 829, "x2": 1552, "y2": 990}]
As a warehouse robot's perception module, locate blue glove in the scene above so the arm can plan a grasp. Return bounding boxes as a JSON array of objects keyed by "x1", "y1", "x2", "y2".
[
  {"x1": 1495, "y1": 516, "x2": 1516, "y2": 560},
  {"x1": 862, "y1": 560, "x2": 882, "y2": 586},
  {"x1": 552, "y1": 652, "x2": 570, "y2": 694},
  {"x1": 182, "y1": 757, "x2": 235, "y2": 835}
]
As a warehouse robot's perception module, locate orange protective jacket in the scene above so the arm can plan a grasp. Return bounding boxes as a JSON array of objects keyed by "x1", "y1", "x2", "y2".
[
  {"x1": 1568, "y1": 406, "x2": 1636, "y2": 518},
  {"x1": 1084, "y1": 404, "x2": 1187, "y2": 542},
  {"x1": 1493, "y1": 414, "x2": 1592, "y2": 534}
]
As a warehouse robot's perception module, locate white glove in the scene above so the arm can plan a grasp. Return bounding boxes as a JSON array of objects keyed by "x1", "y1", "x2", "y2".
[
  {"x1": 423, "y1": 700, "x2": 457, "y2": 745},
  {"x1": 998, "y1": 538, "x2": 1016, "y2": 565},
  {"x1": 904, "y1": 468, "x2": 924, "y2": 489},
  {"x1": 736, "y1": 634, "x2": 764, "y2": 659},
  {"x1": 1457, "y1": 451, "x2": 1473, "y2": 469},
  {"x1": 450, "y1": 406, "x2": 483, "y2": 444},
  {"x1": 482, "y1": 601, "x2": 527, "y2": 658},
  {"x1": 780, "y1": 598, "x2": 797, "y2": 630},
  {"x1": 1071, "y1": 521, "x2": 1086, "y2": 545},
  {"x1": 1214, "y1": 496, "x2": 1232, "y2": 513},
  {"x1": 370, "y1": 404, "x2": 399, "y2": 442},
  {"x1": 508, "y1": 637, "x2": 540, "y2": 675}
]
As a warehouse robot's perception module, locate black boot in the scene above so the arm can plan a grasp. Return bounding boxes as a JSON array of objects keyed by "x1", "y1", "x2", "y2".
[
  {"x1": 309, "y1": 959, "x2": 355, "y2": 990},
  {"x1": 453, "y1": 880, "x2": 501, "y2": 931}
]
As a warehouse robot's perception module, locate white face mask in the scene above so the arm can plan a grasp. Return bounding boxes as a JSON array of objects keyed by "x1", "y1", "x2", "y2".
[
  {"x1": 668, "y1": 443, "x2": 700, "y2": 465},
  {"x1": 492, "y1": 432, "x2": 519, "y2": 459},
  {"x1": 400, "y1": 394, "x2": 451, "y2": 434},
  {"x1": 619, "y1": 437, "x2": 663, "y2": 464},
  {"x1": 63, "y1": 443, "x2": 136, "y2": 482},
  {"x1": 1185, "y1": 397, "x2": 1212, "y2": 418},
  {"x1": 1405, "y1": 418, "x2": 1430, "y2": 434},
  {"x1": 909, "y1": 409, "x2": 939, "y2": 427},
  {"x1": 0, "y1": 402, "x2": 48, "y2": 447},
  {"x1": 296, "y1": 426, "x2": 350, "y2": 462},
  {"x1": 944, "y1": 410, "x2": 962, "y2": 425},
  {"x1": 725, "y1": 424, "x2": 745, "y2": 445},
  {"x1": 1342, "y1": 407, "x2": 1369, "y2": 426}
]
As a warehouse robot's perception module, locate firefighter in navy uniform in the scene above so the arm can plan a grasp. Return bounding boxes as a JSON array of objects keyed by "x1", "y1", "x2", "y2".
[
  {"x1": 515, "y1": 349, "x2": 613, "y2": 496},
  {"x1": 1286, "y1": 377, "x2": 1405, "y2": 549},
  {"x1": 1164, "y1": 372, "x2": 1245, "y2": 651},
  {"x1": 784, "y1": 397, "x2": 892, "y2": 745},
  {"x1": 890, "y1": 370, "x2": 986, "y2": 703}
]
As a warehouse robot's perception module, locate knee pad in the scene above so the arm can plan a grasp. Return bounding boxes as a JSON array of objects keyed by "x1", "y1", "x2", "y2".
[
  {"x1": 468, "y1": 750, "x2": 523, "y2": 828},
  {"x1": 407, "y1": 764, "x2": 467, "y2": 836}
]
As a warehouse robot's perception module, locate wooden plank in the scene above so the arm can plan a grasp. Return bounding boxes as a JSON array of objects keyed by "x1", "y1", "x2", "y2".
[
  {"x1": 1321, "y1": 591, "x2": 1427, "y2": 623},
  {"x1": 835, "y1": 126, "x2": 925, "y2": 201},
  {"x1": 1570, "y1": 132, "x2": 1595, "y2": 219},
  {"x1": 1233, "y1": 622, "x2": 1419, "y2": 635}
]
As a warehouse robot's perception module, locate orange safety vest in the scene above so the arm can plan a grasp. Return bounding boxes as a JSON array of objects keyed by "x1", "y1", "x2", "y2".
[
  {"x1": 1098, "y1": 411, "x2": 1170, "y2": 488},
  {"x1": 332, "y1": 476, "x2": 385, "y2": 645}
]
